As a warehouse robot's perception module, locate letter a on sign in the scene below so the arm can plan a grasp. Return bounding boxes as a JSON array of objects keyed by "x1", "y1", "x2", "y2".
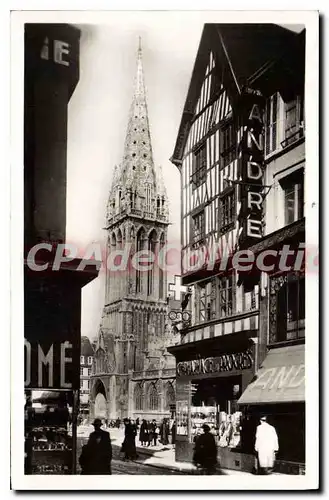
[{"x1": 249, "y1": 104, "x2": 263, "y2": 124}]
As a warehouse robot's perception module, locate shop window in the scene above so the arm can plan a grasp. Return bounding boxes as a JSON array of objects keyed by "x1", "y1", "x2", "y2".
[
  {"x1": 88, "y1": 368, "x2": 92, "y2": 376},
  {"x1": 191, "y1": 144, "x2": 207, "y2": 188},
  {"x1": 176, "y1": 401, "x2": 189, "y2": 436},
  {"x1": 189, "y1": 378, "x2": 242, "y2": 448},
  {"x1": 269, "y1": 272, "x2": 305, "y2": 344},
  {"x1": 192, "y1": 210, "x2": 205, "y2": 243},
  {"x1": 220, "y1": 121, "x2": 236, "y2": 168},
  {"x1": 281, "y1": 170, "x2": 304, "y2": 225},
  {"x1": 217, "y1": 274, "x2": 235, "y2": 318},
  {"x1": 219, "y1": 188, "x2": 235, "y2": 233},
  {"x1": 265, "y1": 93, "x2": 279, "y2": 155},
  {"x1": 80, "y1": 367, "x2": 83, "y2": 376}
]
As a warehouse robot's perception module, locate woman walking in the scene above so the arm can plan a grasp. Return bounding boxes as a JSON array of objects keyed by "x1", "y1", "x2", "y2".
[{"x1": 139, "y1": 419, "x2": 149, "y2": 446}]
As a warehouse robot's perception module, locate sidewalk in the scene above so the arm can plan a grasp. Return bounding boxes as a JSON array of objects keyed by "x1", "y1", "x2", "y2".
[{"x1": 77, "y1": 425, "x2": 289, "y2": 476}]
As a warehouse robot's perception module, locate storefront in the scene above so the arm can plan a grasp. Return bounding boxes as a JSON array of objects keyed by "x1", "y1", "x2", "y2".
[
  {"x1": 168, "y1": 330, "x2": 259, "y2": 472},
  {"x1": 238, "y1": 343, "x2": 305, "y2": 474},
  {"x1": 24, "y1": 23, "x2": 99, "y2": 474}
]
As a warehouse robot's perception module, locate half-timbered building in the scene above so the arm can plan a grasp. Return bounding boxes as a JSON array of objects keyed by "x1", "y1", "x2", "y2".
[
  {"x1": 238, "y1": 28, "x2": 306, "y2": 475},
  {"x1": 169, "y1": 24, "x2": 302, "y2": 472}
]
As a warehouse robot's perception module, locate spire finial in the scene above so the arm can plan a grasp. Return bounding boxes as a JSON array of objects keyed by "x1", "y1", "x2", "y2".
[{"x1": 138, "y1": 36, "x2": 142, "y2": 53}]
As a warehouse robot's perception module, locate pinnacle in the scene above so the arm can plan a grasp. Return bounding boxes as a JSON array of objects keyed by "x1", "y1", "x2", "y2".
[{"x1": 106, "y1": 40, "x2": 169, "y2": 224}]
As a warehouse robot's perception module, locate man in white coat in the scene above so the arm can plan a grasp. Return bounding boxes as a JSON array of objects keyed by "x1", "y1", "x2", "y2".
[{"x1": 255, "y1": 416, "x2": 279, "y2": 475}]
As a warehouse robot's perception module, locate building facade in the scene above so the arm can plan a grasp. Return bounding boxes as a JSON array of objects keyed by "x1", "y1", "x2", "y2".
[
  {"x1": 79, "y1": 337, "x2": 94, "y2": 417},
  {"x1": 169, "y1": 24, "x2": 305, "y2": 473},
  {"x1": 89, "y1": 41, "x2": 177, "y2": 422},
  {"x1": 24, "y1": 24, "x2": 99, "y2": 475},
  {"x1": 238, "y1": 29, "x2": 305, "y2": 475}
]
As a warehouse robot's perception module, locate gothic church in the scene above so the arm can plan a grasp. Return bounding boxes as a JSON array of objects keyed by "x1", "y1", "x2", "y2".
[{"x1": 89, "y1": 40, "x2": 176, "y2": 422}]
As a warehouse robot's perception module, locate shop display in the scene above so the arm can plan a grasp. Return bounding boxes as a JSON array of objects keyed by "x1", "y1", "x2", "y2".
[
  {"x1": 24, "y1": 390, "x2": 74, "y2": 475},
  {"x1": 176, "y1": 400, "x2": 189, "y2": 436},
  {"x1": 189, "y1": 406, "x2": 242, "y2": 448}
]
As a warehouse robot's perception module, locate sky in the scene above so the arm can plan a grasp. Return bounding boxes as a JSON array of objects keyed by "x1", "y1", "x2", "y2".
[
  {"x1": 66, "y1": 19, "x2": 204, "y2": 339},
  {"x1": 65, "y1": 18, "x2": 304, "y2": 340}
]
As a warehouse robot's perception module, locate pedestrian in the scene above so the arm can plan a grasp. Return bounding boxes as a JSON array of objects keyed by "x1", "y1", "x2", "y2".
[
  {"x1": 136, "y1": 417, "x2": 140, "y2": 429},
  {"x1": 171, "y1": 420, "x2": 176, "y2": 446},
  {"x1": 79, "y1": 418, "x2": 112, "y2": 474},
  {"x1": 160, "y1": 418, "x2": 170, "y2": 446},
  {"x1": 255, "y1": 416, "x2": 279, "y2": 475},
  {"x1": 193, "y1": 424, "x2": 218, "y2": 475},
  {"x1": 149, "y1": 419, "x2": 158, "y2": 446},
  {"x1": 121, "y1": 418, "x2": 138, "y2": 460},
  {"x1": 139, "y1": 419, "x2": 149, "y2": 446}
]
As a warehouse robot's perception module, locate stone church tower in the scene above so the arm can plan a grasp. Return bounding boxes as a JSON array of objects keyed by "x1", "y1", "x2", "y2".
[{"x1": 89, "y1": 40, "x2": 176, "y2": 422}]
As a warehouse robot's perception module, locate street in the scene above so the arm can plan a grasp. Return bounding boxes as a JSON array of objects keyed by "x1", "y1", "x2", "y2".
[{"x1": 76, "y1": 436, "x2": 188, "y2": 475}]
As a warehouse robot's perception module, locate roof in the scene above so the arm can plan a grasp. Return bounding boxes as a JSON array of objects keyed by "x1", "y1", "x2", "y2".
[
  {"x1": 171, "y1": 23, "x2": 301, "y2": 166},
  {"x1": 81, "y1": 336, "x2": 94, "y2": 356},
  {"x1": 238, "y1": 344, "x2": 305, "y2": 405}
]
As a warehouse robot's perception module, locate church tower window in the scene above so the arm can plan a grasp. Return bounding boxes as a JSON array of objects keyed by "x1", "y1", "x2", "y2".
[
  {"x1": 165, "y1": 382, "x2": 175, "y2": 411},
  {"x1": 147, "y1": 230, "x2": 157, "y2": 296},
  {"x1": 134, "y1": 384, "x2": 143, "y2": 411},
  {"x1": 149, "y1": 383, "x2": 159, "y2": 411},
  {"x1": 159, "y1": 233, "x2": 165, "y2": 299},
  {"x1": 136, "y1": 227, "x2": 146, "y2": 293}
]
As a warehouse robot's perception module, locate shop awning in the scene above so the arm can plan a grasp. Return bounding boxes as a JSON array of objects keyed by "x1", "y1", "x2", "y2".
[{"x1": 238, "y1": 344, "x2": 305, "y2": 405}]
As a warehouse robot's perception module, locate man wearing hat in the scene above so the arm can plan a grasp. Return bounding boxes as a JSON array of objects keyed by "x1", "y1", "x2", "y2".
[
  {"x1": 193, "y1": 424, "x2": 218, "y2": 475},
  {"x1": 79, "y1": 418, "x2": 112, "y2": 474},
  {"x1": 255, "y1": 416, "x2": 279, "y2": 475}
]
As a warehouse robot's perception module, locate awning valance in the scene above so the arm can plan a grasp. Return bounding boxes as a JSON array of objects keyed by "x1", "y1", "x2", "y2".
[{"x1": 238, "y1": 344, "x2": 305, "y2": 405}]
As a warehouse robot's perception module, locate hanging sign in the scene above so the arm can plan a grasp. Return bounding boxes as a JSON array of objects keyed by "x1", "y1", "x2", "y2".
[{"x1": 176, "y1": 348, "x2": 253, "y2": 377}]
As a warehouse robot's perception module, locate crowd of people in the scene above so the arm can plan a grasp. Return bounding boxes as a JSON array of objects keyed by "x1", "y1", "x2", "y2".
[
  {"x1": 79, "y1": 416, "x2": 177, "y2": 473},
  {"x1": 139, "y1": 418, "x2": 176, "y2": 447},
  {"x1": 79, "y1": 414, "x2": 279, "y2": 476}
]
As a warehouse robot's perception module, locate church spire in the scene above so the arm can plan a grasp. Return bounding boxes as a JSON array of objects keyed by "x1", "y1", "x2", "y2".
[{"x1": 106, "y1": 38, "x2": 168, "y2": 224}]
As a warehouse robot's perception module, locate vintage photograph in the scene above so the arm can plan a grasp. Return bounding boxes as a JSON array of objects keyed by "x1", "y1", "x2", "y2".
[{"x1": 11, "y1": 9, "x2": 319, "y2": 490}]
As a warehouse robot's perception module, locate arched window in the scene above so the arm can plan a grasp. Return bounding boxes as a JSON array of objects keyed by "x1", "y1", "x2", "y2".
[
  {"x1": 134, "y1": 384, "x2": 143, "y2": 411},
  {"x1": 159, "y1": 233, "x2": 165, "y2": 299},
  {"x1": 149, "y1": 384, "x2": 159, "y2": 411},
  {"x1": 165, "y1": 383, "x2": 175, "y2": 411},
  {"x1": 147, "y1": 230, "x2": 157, "y2": 296},
  {"x1": 136, "y1": 228, "x2": 146, "y2": 293}
]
